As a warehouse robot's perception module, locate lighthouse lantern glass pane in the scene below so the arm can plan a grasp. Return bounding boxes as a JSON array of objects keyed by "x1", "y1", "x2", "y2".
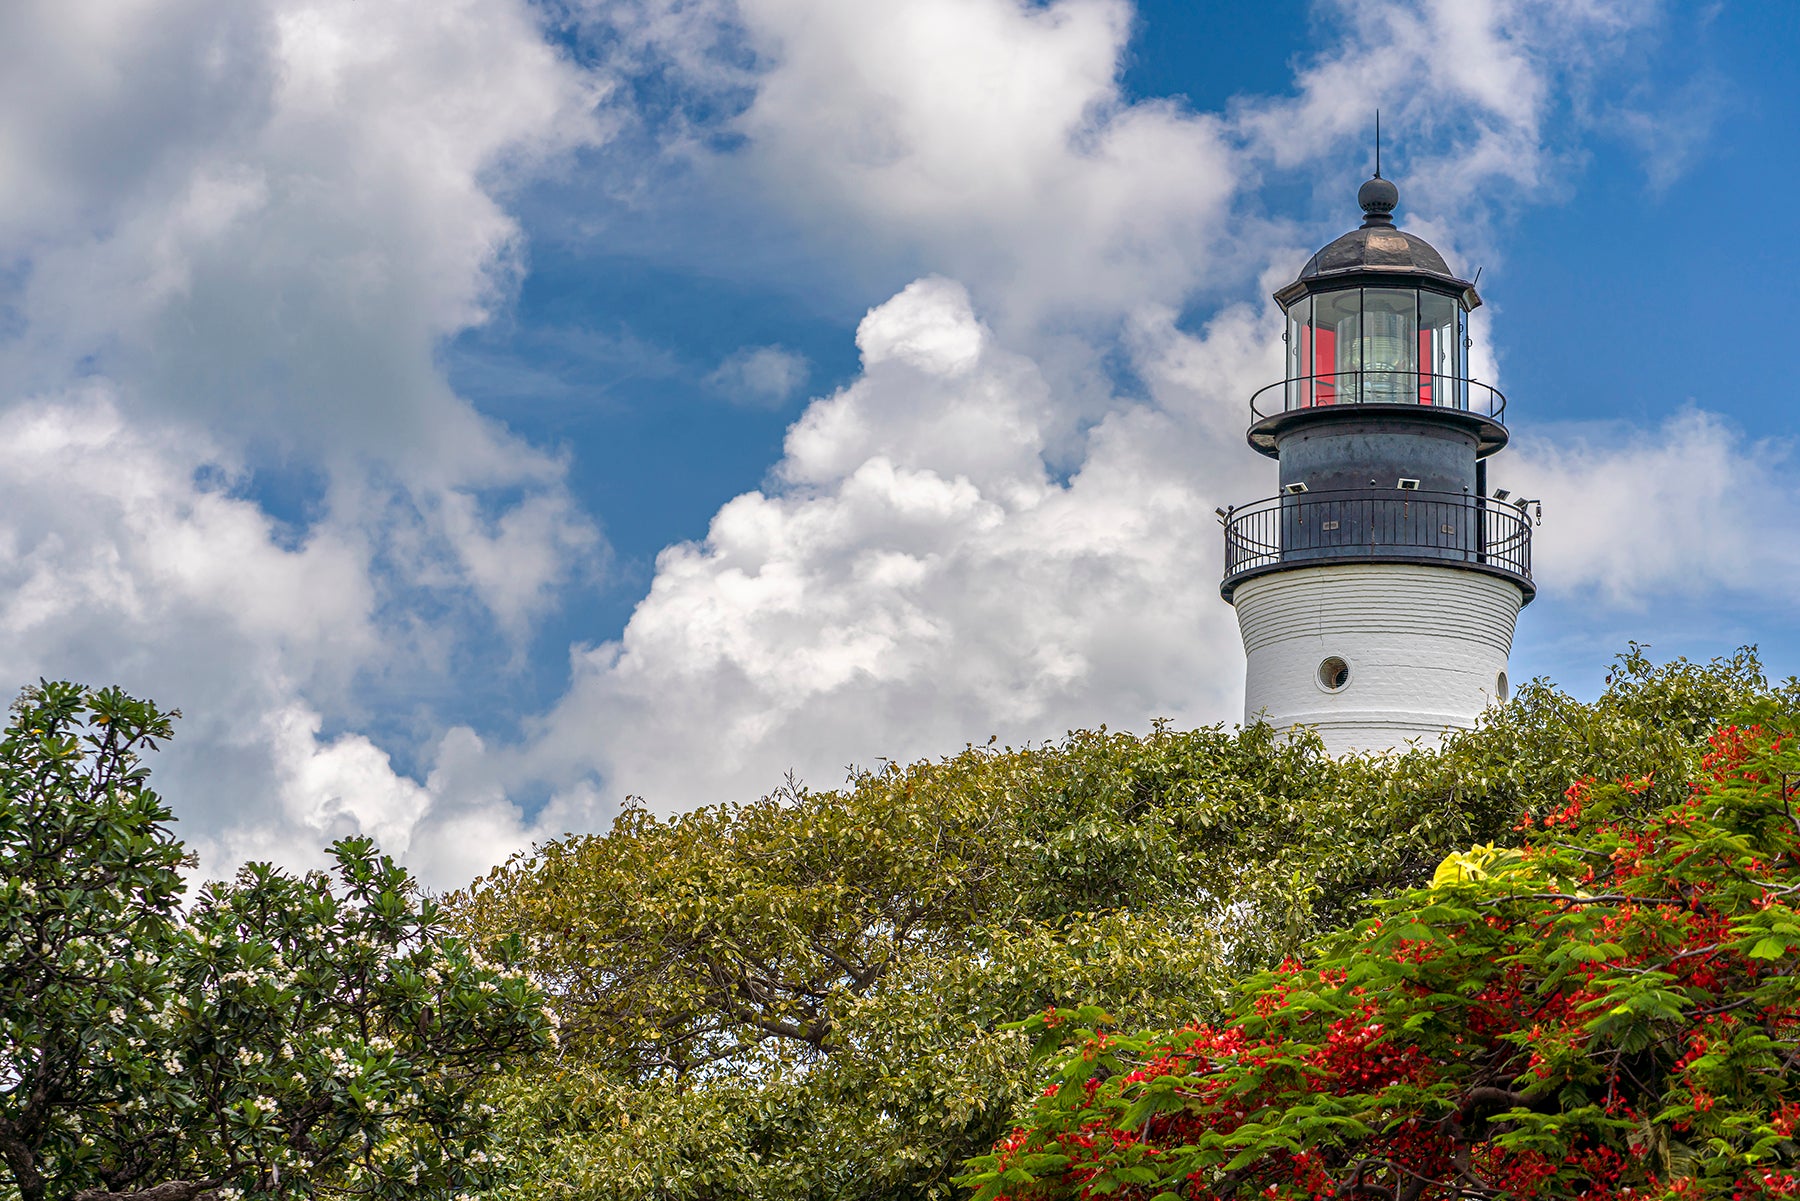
[
  {"x1": 1359, "y1": 287, "x2": 1418, "y2": 404},
  {"x1": 1284, "y1": 296, "x2": 1308, "y2": 409},
  {"x1": 1459, "y1": 307, "x2": 1471, "y2": 410},
  {"x1": 1311, "y1": 289, "x2": 1359, "y2": 405},
  {"x1": 1419, "y1": 291, "x2": 1459, "y2": 407}
]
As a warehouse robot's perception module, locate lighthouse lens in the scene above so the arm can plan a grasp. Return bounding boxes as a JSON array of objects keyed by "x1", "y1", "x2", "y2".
[{"x1": 1360, "y1": 288, "x2": 1418, "y2": 403}]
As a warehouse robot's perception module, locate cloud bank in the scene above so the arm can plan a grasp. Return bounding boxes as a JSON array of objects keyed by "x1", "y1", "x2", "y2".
[
  {"x1": 469, "y1": 0, "x2": 1720, "y2": 823},
  {"x1": 0, "y1": 0, "x2": 605, "y2": 881},
  {"x1": 4, "y1": 0, "x2": 1781, "y2": 890}
]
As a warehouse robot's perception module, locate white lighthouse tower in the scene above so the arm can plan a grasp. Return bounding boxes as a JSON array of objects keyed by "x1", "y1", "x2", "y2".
[{"x1": 1219, "y1": 174, "x2": 1537, "y2": 755}]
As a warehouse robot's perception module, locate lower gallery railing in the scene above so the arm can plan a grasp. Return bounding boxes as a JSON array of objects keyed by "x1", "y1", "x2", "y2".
[{"x1": 1222, "y1": 489, "x2": 1532, "y2": 588}]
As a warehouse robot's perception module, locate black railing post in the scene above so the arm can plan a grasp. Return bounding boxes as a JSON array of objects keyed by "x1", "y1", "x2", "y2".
[{"x1": 1475, "y1": 460, "x2": 1487, "y2": 566}]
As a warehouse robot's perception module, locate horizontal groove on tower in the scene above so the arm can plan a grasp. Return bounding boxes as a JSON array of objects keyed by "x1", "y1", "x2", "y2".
[{"x1": 1233, "y1": 564, "x2": 1522, "y2": 654}]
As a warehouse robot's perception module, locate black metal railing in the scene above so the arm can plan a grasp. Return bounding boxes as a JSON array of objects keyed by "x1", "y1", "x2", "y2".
[
  {"x1": 1221, "y1": 488, "x2": 1532, "y2": 590},
  {"x1": 1249, "y1": 371, "x2": 1507, "y2": 425}
]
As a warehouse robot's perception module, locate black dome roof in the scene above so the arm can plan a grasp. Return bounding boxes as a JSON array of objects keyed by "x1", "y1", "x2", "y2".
[
  {"x1": 1298, "y1": 224, "x2": 1457, "y2": 283},
  {"x1": 1287, "y1": 176, "x2": 1472, "y2": 292}
]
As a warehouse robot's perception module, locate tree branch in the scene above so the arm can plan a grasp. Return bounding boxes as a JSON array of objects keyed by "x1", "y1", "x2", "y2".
[{"x1": 70, "y1": 1179, "x2": 224, "y2": 1201}]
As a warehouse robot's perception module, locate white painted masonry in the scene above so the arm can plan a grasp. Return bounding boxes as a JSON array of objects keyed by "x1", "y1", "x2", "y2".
[{"x1": 1231, "y1": 563, "x2": 1525, "y2": 755}]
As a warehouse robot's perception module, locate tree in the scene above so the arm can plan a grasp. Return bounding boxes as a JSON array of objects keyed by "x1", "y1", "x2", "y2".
[
  {"x1": 0, "y1": 682, "x2": 555, "y2": 1201},
  {"x1": 461, "y1": 648, "x2": 1798, "y2": 1200},
  {"x1": 962, "y1": 714, "x2": 1800, "y2": 1200},
  {"x1": 459, "y1": 727, "x2": 1292, "y2": 1200}
]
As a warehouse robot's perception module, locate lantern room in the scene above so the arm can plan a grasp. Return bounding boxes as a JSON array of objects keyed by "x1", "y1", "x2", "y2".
[{"x1": 1249, "y1": 175, "x2": 1503, "y2": 458}]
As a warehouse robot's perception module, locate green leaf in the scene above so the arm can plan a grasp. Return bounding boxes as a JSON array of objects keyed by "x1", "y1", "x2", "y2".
[{"x1": 1749, "y1": 936, "x2": 1790, "y2": 960}]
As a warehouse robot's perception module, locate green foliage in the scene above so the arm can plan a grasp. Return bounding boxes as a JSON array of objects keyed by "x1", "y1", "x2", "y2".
[
  {"x1": 459, "y1": 728, "x2": 1287, "y2": 1200},
  {"x1": 0, "y1": 682, "x2": 555, "y2": 1201},
  {"x1": 961, "y1": 716, "x2": 1800, "y2": 1200},
  {"x1": 1300, "y1": 642, "x2": 1791, "y2": 938},
  {"x1": 462, "y1": 646, "x2": 1798, "y2": 1200}
]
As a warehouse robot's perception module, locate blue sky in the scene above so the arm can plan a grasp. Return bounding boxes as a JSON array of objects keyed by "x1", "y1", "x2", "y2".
[
  {"x1": 2, "y1": 0, "x2": 1794, "y2": 887},
  {"x1": 454, "y1": 0, "x2": 1797, "y2": 706}
]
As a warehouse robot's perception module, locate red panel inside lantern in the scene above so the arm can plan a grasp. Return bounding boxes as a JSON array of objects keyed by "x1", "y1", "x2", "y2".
[
  {"x1": 1310, "y1": 327, "x2": 1336, "y2": 405},
  {"x1": 1418, "y1": 330, "x2": 1433, "y2": 404}
]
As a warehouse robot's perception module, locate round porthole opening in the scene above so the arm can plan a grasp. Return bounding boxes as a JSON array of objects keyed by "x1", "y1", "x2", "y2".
[
  {"x1": 1318, "y1": 656, "x2": 1350, "y2": 692},
  {"x1": 1496, "y1": 670, "x2": 1510, "y2": 702}
]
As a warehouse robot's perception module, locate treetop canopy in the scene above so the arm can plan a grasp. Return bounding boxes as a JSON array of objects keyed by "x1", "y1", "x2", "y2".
[{"x1": 963, "y1": 715, "x2": 1800, "y2": 1201}]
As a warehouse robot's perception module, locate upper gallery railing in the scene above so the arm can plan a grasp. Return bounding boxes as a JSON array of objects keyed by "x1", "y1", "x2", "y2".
[{"x1": 1249, "y1": 371, "x2": 1508, "y2": 426}]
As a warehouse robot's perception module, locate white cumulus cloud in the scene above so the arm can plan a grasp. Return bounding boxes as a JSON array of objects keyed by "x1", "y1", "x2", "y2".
[
  {"x1": 1, "y1": 0, "x2": 1743, "y2": 896},
  {"x1": 453, "y1": 0, "x2": 1681, "y2": 827},
  {"x1": 483, "y1": 278, "x2": 1250, "y2": 813},
  {"x1": 708, "y1": 344, "x2": 812, "y2": 407},
  {"x1": 0, "y1": 0, "x2": 609, "y2": 888},
  {"x1": 1510, "y1": 409, "x2": 1800, "y2": 609}
]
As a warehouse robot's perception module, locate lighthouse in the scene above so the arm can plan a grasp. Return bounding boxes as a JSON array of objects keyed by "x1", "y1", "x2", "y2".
[{"x1": 1219, "y1": 174, "x2": 1536, "y2": 755}]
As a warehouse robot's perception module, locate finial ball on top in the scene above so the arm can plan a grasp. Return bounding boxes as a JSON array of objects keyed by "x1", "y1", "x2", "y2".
[{"x1": 1358, "y1": 175, "x2": 1399, "y2": 222}]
